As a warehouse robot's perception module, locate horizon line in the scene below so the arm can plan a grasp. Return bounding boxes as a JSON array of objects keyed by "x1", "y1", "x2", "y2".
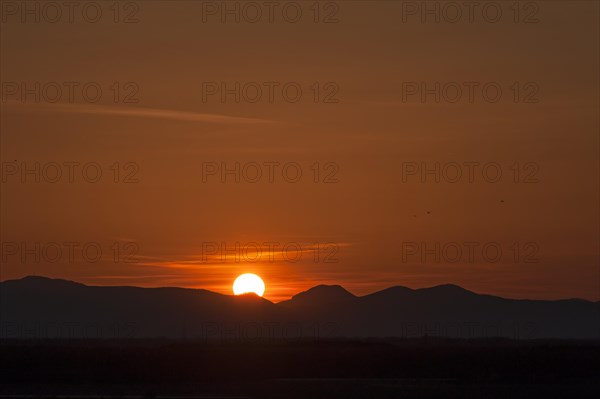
[{"x1": 1, "y1": 275, "x2": 596, "y2": 304}]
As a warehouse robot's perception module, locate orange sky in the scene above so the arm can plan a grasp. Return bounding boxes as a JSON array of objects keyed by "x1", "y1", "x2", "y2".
[{"x1": 1, "y1": 1, "x2": 598, "y2": 302}]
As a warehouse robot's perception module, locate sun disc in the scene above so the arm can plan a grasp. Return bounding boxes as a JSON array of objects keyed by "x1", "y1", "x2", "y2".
[{"x1": 233, "y1": 273, "x2": 265, "y2": 297}]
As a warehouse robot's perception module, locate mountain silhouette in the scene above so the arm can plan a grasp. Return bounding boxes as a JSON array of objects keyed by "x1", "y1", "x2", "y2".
[
  {"x1": 288, "y1": 284, "x2": 356, "y2": 302},
  {"x1": 279, "y1": 284, "x2": 357, "y2": 309},
  {"x1": 1, "y1": 276, "x2": 598, "y2": 339}
]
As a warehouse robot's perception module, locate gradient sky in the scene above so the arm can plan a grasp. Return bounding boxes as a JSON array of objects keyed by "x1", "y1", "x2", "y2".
[{"x1": 1, "y1": 1, "x2": 598, "y2": 302}]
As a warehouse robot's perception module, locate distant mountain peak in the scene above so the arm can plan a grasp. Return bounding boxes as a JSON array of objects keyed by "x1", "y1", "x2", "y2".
[
  {"x1": 236, "y1": 292, "x2": 261, "y2": 298},
  {"x1": 3, "y1": 275, "x2": 86, "y2": 287},
  {"x1": 424, "y1": 283, "x2": 474, "y2": 293},
  {"x1": 415, "y1": 283, "x2": 478, "y2": 298},
  {"x1": 291, "y1": 284, "x2": 356, "y2": 303},
  {"x1": 19, "y1": 275, "x2": 55, "y2": 282}
]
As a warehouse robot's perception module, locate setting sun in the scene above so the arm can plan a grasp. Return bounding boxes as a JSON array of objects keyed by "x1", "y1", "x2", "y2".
[{"x1": 232, "y1": 273, "x2": 265, "y2": 297}]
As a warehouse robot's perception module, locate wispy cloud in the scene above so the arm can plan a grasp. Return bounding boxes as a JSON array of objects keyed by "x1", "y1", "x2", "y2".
[
  {"x1": 135, "y1": 242, "x2": 354, "y2": 268},
  {"x1": 5, "y1": 102, "x2": 275, "y2": 125}
]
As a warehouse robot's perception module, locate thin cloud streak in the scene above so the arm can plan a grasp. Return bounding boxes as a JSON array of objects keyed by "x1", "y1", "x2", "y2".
[{"x1": 5, "y1": 102, "x2": 275, "y2": 125}]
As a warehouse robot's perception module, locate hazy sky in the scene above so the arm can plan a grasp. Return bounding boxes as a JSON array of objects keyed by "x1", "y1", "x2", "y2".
[{"x1": 1, "y1": 1, "x2": 598, "y2": 302}]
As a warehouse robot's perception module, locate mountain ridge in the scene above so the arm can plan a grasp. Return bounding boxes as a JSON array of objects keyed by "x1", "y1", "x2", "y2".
[
  {"x1": 1, "y1": 276, "x2": 598, "y2": 340},
  {"x1": 5, "y1": 275, "x2": 594, "y2": 304}
]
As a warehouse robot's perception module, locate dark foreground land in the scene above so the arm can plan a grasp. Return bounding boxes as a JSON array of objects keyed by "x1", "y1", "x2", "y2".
[{"x1": 1, "y1": 338, "x2": 599, "y2": 399}]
